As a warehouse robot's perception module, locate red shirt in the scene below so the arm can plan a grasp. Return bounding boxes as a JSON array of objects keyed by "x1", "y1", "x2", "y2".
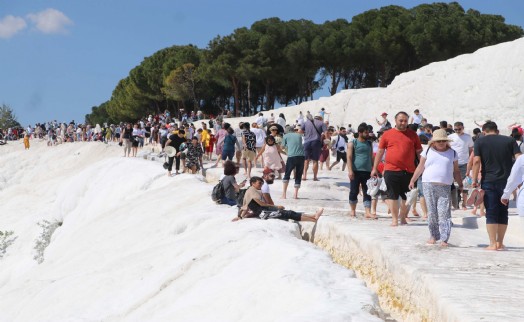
[{"x1": 379, "y1": 128, "x2": 421, "y2": 173}]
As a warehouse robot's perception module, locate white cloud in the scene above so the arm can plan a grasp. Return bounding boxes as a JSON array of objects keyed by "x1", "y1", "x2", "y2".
[
  {"x1": 0, "y1": 15, "x2": 27, "y2": 39},
  {"x1": 27, "y1": 8, "x2": 73, "y2": 34}
]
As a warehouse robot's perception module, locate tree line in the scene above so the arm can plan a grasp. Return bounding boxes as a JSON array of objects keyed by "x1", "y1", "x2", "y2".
[{"x1": 85, "y1": 2, "x2": 523, "y2": 125}]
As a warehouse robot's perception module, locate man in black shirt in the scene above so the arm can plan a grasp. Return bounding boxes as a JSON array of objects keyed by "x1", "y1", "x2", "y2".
[
  {"x1": 165, "y1": 129, "x2": 187, "y2": 176},
  {"x1": 472, "y1": 122, "x2": 521, "y2": 250}
]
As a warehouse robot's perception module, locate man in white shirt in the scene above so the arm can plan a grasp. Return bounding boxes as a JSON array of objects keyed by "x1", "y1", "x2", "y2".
[
  {"x1": 255, "y1": 113, "x2": 266, "y2": 128},
  {"x1": 261, "y1": 168, "x2": 276, "y2": 205},
  {"x1": 449, "y1": 121, "x2": 474, "y2": 210},
  {"x1": 251, "y1": 123, "x2": 267, "y2": 167},
  {"x1": 329, "y1": 127, "x2": 349, "y2": 171},
  {"x1": 409, "y1": 109, "x2": 423, "y2": 127}
]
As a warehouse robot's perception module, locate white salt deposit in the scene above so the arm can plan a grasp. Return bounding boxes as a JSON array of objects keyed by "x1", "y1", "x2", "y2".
[
  {"x1": 231, "y1": 38, "x2": 524, "y2": 133},
  {"x1": 0, "y1": 141, "x2": 382, "y2": 321}
]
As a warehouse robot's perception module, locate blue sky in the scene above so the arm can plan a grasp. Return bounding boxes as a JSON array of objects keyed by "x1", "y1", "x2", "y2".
[{"x1": 1, "y1": 0, "x2": 523, "y2": 125}]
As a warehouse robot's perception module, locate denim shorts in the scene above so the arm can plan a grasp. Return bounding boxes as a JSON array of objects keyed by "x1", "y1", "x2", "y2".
[{"x1": 304, "y1": 140, "x2": 322, "y2": 161}]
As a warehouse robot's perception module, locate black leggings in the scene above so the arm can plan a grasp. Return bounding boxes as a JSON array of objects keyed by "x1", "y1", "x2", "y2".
[
  {"x1": 272, "y1": 210, "x2": 302, "y2": 221},
  {"x1": 168, "y1": 156, "x2": 180, "y2": 171}
]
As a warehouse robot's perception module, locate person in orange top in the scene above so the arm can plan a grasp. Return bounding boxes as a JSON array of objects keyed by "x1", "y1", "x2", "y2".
[
  {"x1": 23, "y1": 132, "x2": 30, "y2": 149},
  {"x1": 371, "y1": 111, "x2": 422, "y2": 226}
]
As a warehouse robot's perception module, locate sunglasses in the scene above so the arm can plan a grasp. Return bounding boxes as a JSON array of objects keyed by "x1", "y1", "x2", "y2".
[{"x1": 435, "y1": 140, "x2": 448, "y2": 143}]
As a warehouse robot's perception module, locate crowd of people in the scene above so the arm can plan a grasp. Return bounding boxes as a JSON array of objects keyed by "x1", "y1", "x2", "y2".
[{"x1": 6, "y1": 107, "x2": 524, "y2": 250}]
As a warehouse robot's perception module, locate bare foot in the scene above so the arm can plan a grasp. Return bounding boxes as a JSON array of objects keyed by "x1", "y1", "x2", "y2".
[
  {"x1": 314, "y1": 208, "x2": 324, "y2": 220},
  {"x1": 427, "y1": 238, "x2": 436, "y2": 245},
  {"x1": 422, "y1": 216, "x2": 428, "y2": 220},
  {"x1": 390, "y1": 223, "x2": 398, "y2": 227},
  {"x1": 302, "y1": 177, "x2": 307, "y2": 181},
  {"x1": 365, "y1": 214, "x2": 377, "y2": 220},
  {"x1": 485, "y1": 244, "x2": 498, "y2": 251},
  {"x1": 293, "y1": 194, "x2": 298, "y2": 199},
  {"x1": 231, "y1": 217, "x2": 240, "y2": 222},
  {"x1": 349, "y1": 210, "x2": 356, "y2": 217},
  {"x1": 496, "y1": 243, "x2": 507, "y2": 251},
  {"x1": 313, "y1": 178, "x2": 320, "y2": 181},
  {"x1": 280, "y1": 195, "x2": 287, "y2": 199},
  {"x1": 440, "y1": 242, "x2": 449, "y2": 247},
  {"x1": 400, "y1": 220, "x2": 408, "y2": 225}
]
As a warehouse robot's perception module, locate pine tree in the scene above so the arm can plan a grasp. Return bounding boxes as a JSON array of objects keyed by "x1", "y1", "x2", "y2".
[{"x1": 0, "y1": 104, "x2": 21, "y2": 129}]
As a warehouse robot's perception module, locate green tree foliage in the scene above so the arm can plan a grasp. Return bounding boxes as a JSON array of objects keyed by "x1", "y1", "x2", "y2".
[
  {"x1": 0, "y1": 104, "x2": 21, "y2": 129},
  {"x1": 86, "y1": 2, "x2": 523, "y2": 121}
]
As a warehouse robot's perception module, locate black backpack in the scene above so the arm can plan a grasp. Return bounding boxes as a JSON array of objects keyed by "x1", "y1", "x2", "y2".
[
  {"x1": 236, "y1": 188, "x2": 248, "y2": 208},
  {"x1": 211, "y1": 180, "x2": 225, "y2": 203}
]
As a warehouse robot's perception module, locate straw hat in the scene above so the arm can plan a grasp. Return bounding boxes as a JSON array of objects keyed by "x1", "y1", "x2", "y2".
[{"x1": 428, "y1": 129, "x2": 452, "y2": 144}]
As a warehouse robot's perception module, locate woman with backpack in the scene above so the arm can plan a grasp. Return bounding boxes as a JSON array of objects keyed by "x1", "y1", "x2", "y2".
[
  {"x1": 218, "y1": 161, "x2": 247, "y2": 206},
  {"x1": 409, "y1": 129, "x2": 463, "y2": 247}
]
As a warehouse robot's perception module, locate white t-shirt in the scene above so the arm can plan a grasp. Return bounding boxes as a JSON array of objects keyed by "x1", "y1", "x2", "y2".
[
  {"x1": 262, "y1": 181, "x2": 270, "y2": 194},
  {"x1": 449, "y1": 133, "x2": 473, "y2": 165},
  {"x1": 412, "y1": 113, "x2": 423, "y2": 124},
  {"x1": 252, "y1": 128, "x2": 266, "y2": 148},
  {"x1": 332, "y1": 135, "x2": 348, "y2": 153},
  {"x1": 256, "y1": 116, "x2": 266, "y2": 127},
  {"x1": 421, "y1": 148, "x2": 458, "y2": 185}
]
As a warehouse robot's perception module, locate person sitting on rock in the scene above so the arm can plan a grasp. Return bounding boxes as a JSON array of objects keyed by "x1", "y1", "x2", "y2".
[{"x1": 234, "y1": 176, "x2": 323, "y2": 222}]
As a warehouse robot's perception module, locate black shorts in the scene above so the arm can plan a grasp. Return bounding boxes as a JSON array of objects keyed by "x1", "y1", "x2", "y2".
[
  {"x1": 384, "y1": 170, "x2": 413, "y2": 200},
  {"x1": 336, "y1": 151, "x2": 347, "y2": 163}
]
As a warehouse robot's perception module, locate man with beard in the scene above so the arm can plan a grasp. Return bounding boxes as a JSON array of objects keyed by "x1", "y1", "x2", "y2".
[
  {"x1": 329, "y1": 127, "x2": 349, "y2": 171},
  {"x1": 347, "y1": 123, "x2": 374, "y2": 218},
  {"x1": 371, "y1": 112, "x2": 422, "y2": 226},
  {"x1": 261, "y1": 167, "x2": 276, "y2": 205}
]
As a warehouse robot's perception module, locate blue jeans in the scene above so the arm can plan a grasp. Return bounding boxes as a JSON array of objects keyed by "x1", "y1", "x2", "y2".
[
  {"x1": 283, "y1": 156, "x2": 305, "y2": 188},
  {"x1": 349, "y1": 171, "x2": 371, "y2": 208},
  {"x1": 220, "y1": 197, "x2": 237, "y2": 206},
  {"x1": 482, "y1": 181, "x2": 509, "y2": 225}
]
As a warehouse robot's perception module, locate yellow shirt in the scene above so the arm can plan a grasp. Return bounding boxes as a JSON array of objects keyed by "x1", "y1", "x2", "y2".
[{"x1": 201, "y1": 129, "x2": 210, "y2": 147}]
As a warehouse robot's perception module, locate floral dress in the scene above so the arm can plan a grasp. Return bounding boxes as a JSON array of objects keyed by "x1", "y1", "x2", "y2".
[{"x1": 186, "y1": 143, "x2": 203, "y2": 169}]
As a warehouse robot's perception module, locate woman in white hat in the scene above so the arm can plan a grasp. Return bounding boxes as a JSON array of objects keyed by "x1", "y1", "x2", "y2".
[{"x1": 409, "y1": 129, "x2": 463, "y2": 246}]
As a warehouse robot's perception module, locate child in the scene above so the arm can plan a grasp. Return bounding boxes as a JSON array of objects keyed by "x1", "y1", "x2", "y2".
[{"x1": 24, "y1": 133, "x2": 30, "y2": 149}]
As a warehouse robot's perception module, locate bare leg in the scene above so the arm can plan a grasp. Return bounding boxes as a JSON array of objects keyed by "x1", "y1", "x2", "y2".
[
  {"x1": 462, "y1": 191, "x2": 468, "y2": 210},
  {"x1": 371, "y1": 199, "x2": 378, "y2": 216},
  {"x1": 312, "y1": 161, "x2": 319, "y2": 180},
  {"x1": 496, "y1": 224, "x2": 508, "y2": 250},
  {"x1": 420, "y1": 196, "x2": 428, "y2": 219},
  {"x1": 236, "y1": 151, "x2": 241, "y2": 165},
  {"x1": 387, "y1": 199, "x2": 399, "y2": 226},
  {"x1": 303, "y1": 160, "x2": 310, "y2": 180},
  {"x1": 349, "y1": 203, "x2": 357, "y2": 217},
  {"x1": 329, "y1": 161, "x2": 339, "y2": 171},
  {"x1": 247, "y1": 160, "x2": 252, "y2": 178},
  {"x1": 364, "y1": 206, "x2": 375, "y2": 219},
  {"x1": 399, "y1": 199, "x2": 409, "y2": 224},
  {"x1": 282, "y1": 181, "x2": 289, "y2": 199},
  {"x1": 300, "y1": 208, "x2": 324, "y2": 222},
  {"x1": 293, "y1": 187, "x2": 299, "y2": 199},
  {"x1": 243, "y1": 158, "x2": 248, "y2": 175},
  {"x1": 486, "y1": 224, "x2": 498, "y2": 250}
]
